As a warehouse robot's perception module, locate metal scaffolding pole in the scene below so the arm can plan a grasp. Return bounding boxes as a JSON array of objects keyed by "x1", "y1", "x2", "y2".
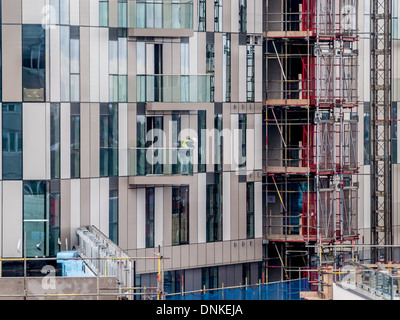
[{"x1": 370, "y1": 0, "x2": 393, "y2": 263}]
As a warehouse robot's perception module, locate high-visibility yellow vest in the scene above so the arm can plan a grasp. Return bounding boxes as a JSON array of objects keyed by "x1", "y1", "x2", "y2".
[{"x1": 182, "y1": 139, "x2": 191, "y2": 149}]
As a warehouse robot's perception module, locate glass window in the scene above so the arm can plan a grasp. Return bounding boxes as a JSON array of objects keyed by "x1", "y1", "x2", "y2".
[
  {"x1": 60, "y1": 26, "x2": 70, "y2": 101},
  {"x1": 206, "y1": 173, "x2": 222, "y2": 242},
  {"x1": 50, "y1": 104, "x2": 60, "y2": 180},
  {"x1": 100, "y1": 104, "x2": 118, "y2": 177},
  {"x1": 198, "y1": 0, "x2": 206, "y2": 31},
  {"x1": 172, "y1": 186, "x2": 189, "y2": 246},
  {"x1": 246, "y1": 45, "x2": 255, "y2": 102},
  {"x1": 214, "y1": 0, "x2": 223, "y2": 32},
  {"x1": 99, "y1": 0, "x2": 109, "y2": 27},
  {"x1": 239, "y1": 114, "x2": 247, "y2": 168},
  {"x1": 198, "y1": 110, "x2": 206, "y2": 173},
  {"x1": 23, "y1": 25, "x2": 45, "y2": 102},
  {"x1": 246, "y1": 182, "x2": 255, "y2": 239},
  {"x1": 146, "y1": 187, "x2": 155, "y2": 248},
  {"x1": 223, "y1": 34, "x2": 231, "y2": 102},
  {"x1": 60, "y1": 0, "x2": 70, "y2": 25},
  {"x1": 109, "y1": 29, "x2": 127, "y2": 102},
  {"x1": 239, "y1": 0, "x2": 247, "y2": 32},
  {"x1": 215, "y1": 114, "x2": 223, "y2": 172},
  {"x1": 164, "y1": 270, "x2": 184, "y2": 294},
  {"x1": 49, "y1": 192, "x2": 60, "y2": 257},
  {"x1": 202, "y1": 267, "x2": 218, "y2": 291},
  {"x1": 71, "y1": 104, "x2": 81, "y2": 178},
  {"x1": 364, "y1": 102, "x2": 371, "y2": 165},
  {"x1": 109, "y1": 189, "x2": 119, "y2": 244},
  {"x1": 2, "y1": 104, "x2": 22, "y2": 180},
  {"x1": 118, "y1": 0, "x2": 127, "y2": 28},
  {"x1": 206, "y1": 44, "x2": 215, "y2": 74},
  {"x1": 23, "y1": 181, "x2": 60, "y2": 258},
  {"x1": 171, "y1": 114, "x2": 181, "y2": 175}
]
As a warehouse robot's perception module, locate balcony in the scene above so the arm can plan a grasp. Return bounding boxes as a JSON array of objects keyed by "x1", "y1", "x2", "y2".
[
  {"x1": 128, "y1": 0, "x2": 193, "y2": 37},
  {"x1": 128, "y1": 147, "x2": 194, "y2": 177},
  {"x1": 137, "y1": 75, "x2": 214, "y2": 103}
]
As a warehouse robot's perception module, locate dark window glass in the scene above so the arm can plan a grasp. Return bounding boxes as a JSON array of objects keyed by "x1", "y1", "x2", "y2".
[
  {"x1": 23, "y1": 25, "x2": 45, "y2": 102},
  {"x1": 242, "y1": 263, "x2": 251, "y2": 285},
  {"x1": 109, "y1": 189, "x2": 119, "y2": 244},
  {"x1": 100, "y1": 103, "x2": 118, "y2": 177},
  {"x1": 364, "y1": 102, "x2": 371, "y2": 165},
  {"x1": 198, "y1": 111, "x2": 207, "y2": 172},
  {"x1": 246, "y1": 45, "x2": 255, "y2": 102},
  {"x1": 239, "y1": 0, "x2": 247, "y2": 32},
  {"x1": 71, "y1": 106, "x2": 81, "y2": 178},
  {"x1": 172, "y1": 115, "x2": 181, "y2": 175},
  {"x1": 172, "y1": 186, "x2": 189, "y2": 246},
  {"x1": 2, "y1": 104, "x2": 22, "y2": 180},
  {"x1": 206, "y1": 173, "x2": 222, "y2": 242},
  {"x1": 198, "y1": 0, "x2": 206, "y2": 31},
  {"x1": 246, "y1": 182, "x2": 255, "y2": 239},
  {"x1": 215, "y1": 114, "x2": 223, "y2": 172},
  {"x1": 146, "y1": 187, "x2": 155, "y2": 248},
  {"x1": 239, "y1": 114, "x2": 247, "y2": 168},
  {"x1": 49, "y1": 192, "x2": 60, "y2": 257},
  {"x1": 164, "y1": 270, "x2": 184, "y2": 294},
  {"x1": 202, "y1": 267, "x2": 218, "y2": 291},
  {"x1": 50, "y1": 104, "x2": 60, "y2": 179}
]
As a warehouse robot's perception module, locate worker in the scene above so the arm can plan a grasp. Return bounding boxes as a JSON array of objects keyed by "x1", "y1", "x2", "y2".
[{"x1": 179, "y1": 136, "x2": 195, "y2": 174}]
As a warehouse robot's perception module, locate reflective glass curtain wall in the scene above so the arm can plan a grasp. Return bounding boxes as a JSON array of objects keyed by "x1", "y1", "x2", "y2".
[{"x1": 71, "y1": 104, "x2": 81, "y2": 178}]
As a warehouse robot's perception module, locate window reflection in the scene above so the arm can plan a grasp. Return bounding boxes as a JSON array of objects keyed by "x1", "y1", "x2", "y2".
[
  {"x1": 2, "y1": 104, "x2": 22, "y2": 180},
  {"x1": 23, "y1": 25, "x2": 45, "y2": 102}
]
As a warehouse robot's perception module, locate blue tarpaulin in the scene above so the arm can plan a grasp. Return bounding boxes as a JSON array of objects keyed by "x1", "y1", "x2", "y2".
[{"x1": 166, "y1": 278, "x2": 309, "y2": 301}]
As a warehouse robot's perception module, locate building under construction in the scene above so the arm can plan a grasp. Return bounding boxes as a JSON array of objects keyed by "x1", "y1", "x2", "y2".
[{"x1": 263, "y1": 0, "x2": 399, "y2": 287}]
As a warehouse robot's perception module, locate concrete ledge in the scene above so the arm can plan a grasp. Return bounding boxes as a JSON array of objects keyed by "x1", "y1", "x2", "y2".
[{"x1": 129, "y1": 28, "x2": 194, "y2": 38}]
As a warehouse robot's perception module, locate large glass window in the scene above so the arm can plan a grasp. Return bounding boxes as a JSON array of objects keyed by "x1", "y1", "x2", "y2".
[
  {"x1": 215, "y1": 114, "x2": 223, "y2": 172},
  {"x1": 223, "y1": 34, "x2": 231, "y2": 102},
  {"x1": 23, "y1": 25, "x2": 45, "y2": 102},
  {"x1": 206, "y1": 44, "x2": 215, "y2": 74},
  {"x1": 239, "y1": 114, "x2": 247, "y2": 169},
  {"x1": 146, "y1": 187, "x2": 155, "y2": 248},
  {"x1": 246, "y1": 45, "x2": 255, "y2": 102},
  {"x1": 50, "y1": 104, "x2": 60, "y2": 180},
  {"x1": 172, "y1": 186, "x2": 189, "y2": 246},
  {"x1": 239, "y1": 0, "x2": 247, "y2": 33},
  {"x1": 71, "y1": 104, "x2": 81, "y2": 178},
  {"x1": 206, "y1": 173, "x2": 222, "y2": 242},
  {"x1": 118, "y1": 0, "x2": 127, "y2": 28},
  {"x1": 198, "y1": 110, "x2": 207, "y2": 173},
  {"x1": 246, "y1": 182, "x2": 255, "y2": 239},
  {"x1": 109, "y1": 188, "x2": 119, "y2": 244},
  {"x1": 364, "y1": 102, "x2": 371, "y2": 165},
  {"x1": 164, "y1": 270, "x2": 184, "y2": 294},
  {"x1": 171, "y1": 115, "x2": 182, "y2": 175},
  {"x1": 100, "y1": 103, "x2": 119, "y2": 177},
  {"x1": 198, "y1": 0, "x2": 206, "y2": 31},
  {"x1": 70, "y1": 27, "x2": 80, "y2": 102},
  {"x1": 202, "y1": 267, "x2": 218, "y2": 291},
  {"x1": 2, "y1": 104, "x2": 22, "y2": 180},
  {"x1": 23, "y1": 181, "x2": 60, "y2": 258},
  {"x1": 214, "y1": 0, "x2": 223, "y2": 32},
  {"x1": 136, "y1": 116, "x2": 163, "y2": 176},
  {"x1": 393, "y1": 104, "x2": 398, "y2": 164},
  {"x1": 99, "y1": 0, "x2": 109, "y2": 27},
  {"x1": 109, "y1": 29, "x2": 127, "y2": 103}
]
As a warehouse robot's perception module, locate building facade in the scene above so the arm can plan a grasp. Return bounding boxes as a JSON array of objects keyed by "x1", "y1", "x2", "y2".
[{"x1": 0, "y1": 0, "x2": 265, "y2": 293}]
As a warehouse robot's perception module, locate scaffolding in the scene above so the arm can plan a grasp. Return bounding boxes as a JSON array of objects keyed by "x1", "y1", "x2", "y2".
[{"x1": 263, "y1": 0, "x2": 359, "y2": 285}]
